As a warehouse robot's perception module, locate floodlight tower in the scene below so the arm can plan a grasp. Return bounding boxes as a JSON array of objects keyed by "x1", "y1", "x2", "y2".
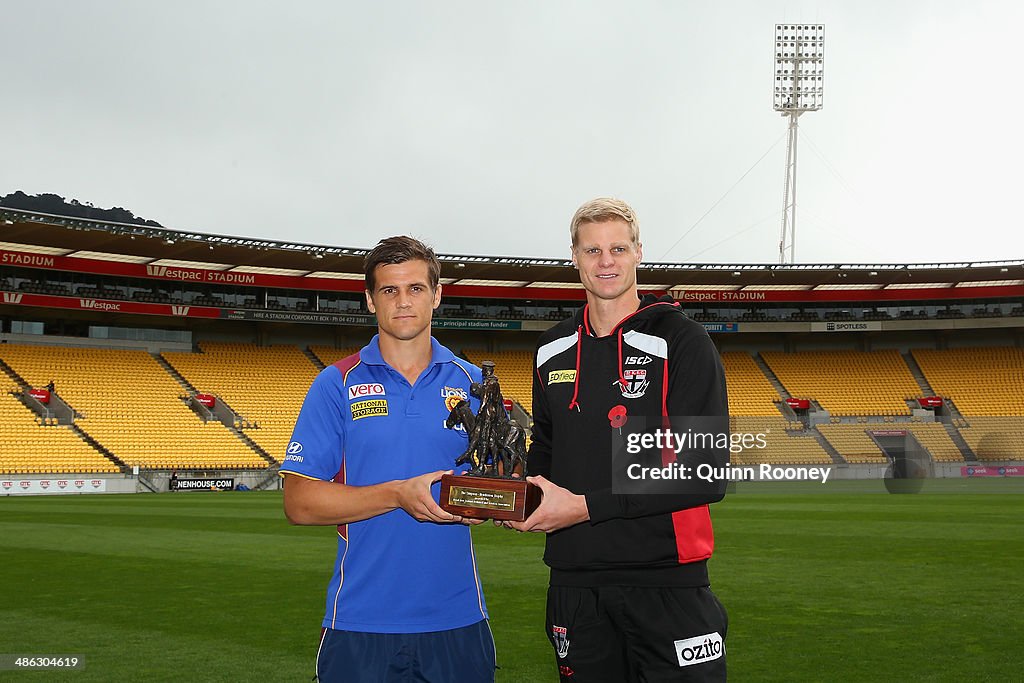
[{"x1": 775, "y1": 24, "x2": 824, "y2": 264}]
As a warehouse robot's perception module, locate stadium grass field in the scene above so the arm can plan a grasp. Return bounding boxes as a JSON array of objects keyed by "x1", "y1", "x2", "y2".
[{"x1": 1, "y1": 484, "x2": 1021, "y2": 681}]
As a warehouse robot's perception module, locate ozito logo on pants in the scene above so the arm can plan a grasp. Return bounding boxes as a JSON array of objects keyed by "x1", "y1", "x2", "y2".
[{"x1": 674, "y1": 632, "x2": 723, "y2": 667}]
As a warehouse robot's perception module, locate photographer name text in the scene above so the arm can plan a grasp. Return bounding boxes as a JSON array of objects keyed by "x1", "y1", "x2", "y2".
[{"x1": 627, "y1": 462, "x2": 832, "y2": 484}]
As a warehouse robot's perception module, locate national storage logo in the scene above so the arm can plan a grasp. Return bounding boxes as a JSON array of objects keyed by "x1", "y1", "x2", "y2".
[{"x1": 351, "y1": 399, "x2": 388, "y2": 420}]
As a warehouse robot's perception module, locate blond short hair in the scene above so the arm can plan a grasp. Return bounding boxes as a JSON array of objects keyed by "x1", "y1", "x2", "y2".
[{"x1": 569, "y1": 197, "x2": 640, "y2": 248}]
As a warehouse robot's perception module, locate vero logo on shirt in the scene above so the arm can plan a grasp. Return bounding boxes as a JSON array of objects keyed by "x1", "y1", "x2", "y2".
[{"x1": 348, "y1": 383, "x2": 385, "y2": 400}]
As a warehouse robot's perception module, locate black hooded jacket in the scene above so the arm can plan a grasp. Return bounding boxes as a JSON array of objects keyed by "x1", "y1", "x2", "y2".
[{"x1": 528, "y1": 294, "x2": 730, "y2": 587}]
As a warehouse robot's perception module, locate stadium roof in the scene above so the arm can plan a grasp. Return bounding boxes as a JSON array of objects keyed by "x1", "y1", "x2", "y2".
[{"x1": 3, "y1": 206, "x2": 1023, "y2": 291}]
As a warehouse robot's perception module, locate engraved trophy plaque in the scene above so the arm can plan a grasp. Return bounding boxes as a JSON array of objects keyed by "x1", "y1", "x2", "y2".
[{"x1": 440, "y1": 361, "x2": 540, "y2": 521}]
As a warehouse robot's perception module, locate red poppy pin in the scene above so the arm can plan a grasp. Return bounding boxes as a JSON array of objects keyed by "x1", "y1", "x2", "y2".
[{"x1": 608, "y1": 405, "x2": 628, "y2": 430}]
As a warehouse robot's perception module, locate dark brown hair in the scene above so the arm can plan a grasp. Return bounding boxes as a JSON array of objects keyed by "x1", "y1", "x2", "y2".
[{"x1": 364, "y1": 236, "x2": 441, "y2": 293}]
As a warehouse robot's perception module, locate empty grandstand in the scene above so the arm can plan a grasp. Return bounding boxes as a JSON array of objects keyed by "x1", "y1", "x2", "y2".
[
  {"x1": 903, "y1": 422, "x2": 963, "y2": 463},
  {"x1": 912, "y1": 347, "x2": 1024, "y2": 416},
  {"x1": 720, "y1": 351, "x2": 782, "y2": 416},
  {"x1": 0, "y1": 390, "x2": 118, "y2": 474},
  {"x1": 462, "y1": 349, "x2": 534, "y2": 411},
  {"x1": 912, "y1": 348, "x2": 1024, "y2": 461},
  {"x1": 2, "y1": 206, "x2": 1023, "y2": 491},
  {"x1": 309, "y1": 345, "x2": 363, "y2": 368},
  {"x1": 761, "y1": 349, "x2": 921, "y2": 416},
  {"x1": 729, "y1": 416, "x2": 833, "y2": 466},
  {"x1": 0, "y1": 344, "x2": 266, "y2": 470},
  {"x1": 162, "y1": 343, "x2": 320, "y2": 462}
]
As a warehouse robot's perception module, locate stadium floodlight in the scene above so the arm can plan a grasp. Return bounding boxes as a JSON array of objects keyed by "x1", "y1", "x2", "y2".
[{"x1": 775, "y1": 24, "x2": 824, "y2": 264}]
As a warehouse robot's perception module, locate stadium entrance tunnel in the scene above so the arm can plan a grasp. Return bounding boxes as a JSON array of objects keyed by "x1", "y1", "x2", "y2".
[{"x1": 874, "y1": 433, "x2": 931, "y2": 494}]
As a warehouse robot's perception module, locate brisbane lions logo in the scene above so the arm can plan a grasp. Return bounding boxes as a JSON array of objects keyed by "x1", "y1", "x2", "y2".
[{"x1": 441, "y1": 386, "x2": 468, "y2": 412}]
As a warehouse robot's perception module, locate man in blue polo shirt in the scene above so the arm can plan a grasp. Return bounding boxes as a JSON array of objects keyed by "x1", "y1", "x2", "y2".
[{"x1": 282, "y1": 236, "x2": 494, "y2": 683}]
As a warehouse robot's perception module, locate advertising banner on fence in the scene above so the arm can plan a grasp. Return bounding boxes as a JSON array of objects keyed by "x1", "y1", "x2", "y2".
[
  {"x1": 172, "y1": 477, "x2": 235, "y2": 491},
  {"x1": 961, "y1": 466, "x2": 1024, "y2": 477},
  {"x1": 0, "y1": 478, "x2": 108, "y2": 495}
]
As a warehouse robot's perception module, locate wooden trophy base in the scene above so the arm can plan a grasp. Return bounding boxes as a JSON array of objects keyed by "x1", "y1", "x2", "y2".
[{"x1": 439, "y1": 473, "x2": 541, "y2": 521}]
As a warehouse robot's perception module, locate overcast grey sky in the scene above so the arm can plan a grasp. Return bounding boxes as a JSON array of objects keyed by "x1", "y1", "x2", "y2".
[{"x1": 3, "y1": 1, "x2": 1022, "y2": 265}]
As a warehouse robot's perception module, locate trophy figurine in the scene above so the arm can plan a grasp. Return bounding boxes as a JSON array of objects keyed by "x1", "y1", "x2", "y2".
[{"x1": 440, "y1": 361, "x2": 540, "y2": 521}]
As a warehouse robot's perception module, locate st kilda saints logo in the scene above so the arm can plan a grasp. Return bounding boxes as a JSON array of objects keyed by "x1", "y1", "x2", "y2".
[
  {"x1": 615, "y1": 368, "x2": 649, "y2": 399},
  {"x1": 551, "y1": 625, "x2": 570, "y2": 659}
]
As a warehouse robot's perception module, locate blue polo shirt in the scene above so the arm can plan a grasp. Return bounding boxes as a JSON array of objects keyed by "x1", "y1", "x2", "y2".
[{"x1": 282, "y1": 335, "x2": 487, "y2": 633}]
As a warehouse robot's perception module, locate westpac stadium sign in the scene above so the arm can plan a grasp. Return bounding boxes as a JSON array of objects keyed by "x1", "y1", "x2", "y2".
[
  {"x1": 145, "y1": 265, "x2": 257, "y2": 285},
  {"x1": 6, "y1": 248, "x2": 1024, "y2": 303}
]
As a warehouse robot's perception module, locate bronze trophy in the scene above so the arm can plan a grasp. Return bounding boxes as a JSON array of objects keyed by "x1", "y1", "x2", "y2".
[{"x1": 440, "y1": 361, "x2": 540, "y2": 521}]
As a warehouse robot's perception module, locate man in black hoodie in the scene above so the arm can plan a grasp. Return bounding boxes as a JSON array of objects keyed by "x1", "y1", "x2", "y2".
[{"x1": 511, "y1": 198, "x2": 730, "y2": 681}]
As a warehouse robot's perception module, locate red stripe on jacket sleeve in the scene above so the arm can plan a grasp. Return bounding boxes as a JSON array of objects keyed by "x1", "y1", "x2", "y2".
[
  {"x1": 672, "y1": 506, "x2": 715, "y2": 563},
  {"x1": 661, "y1": 356, "x2": 715, "y2": 563}
]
